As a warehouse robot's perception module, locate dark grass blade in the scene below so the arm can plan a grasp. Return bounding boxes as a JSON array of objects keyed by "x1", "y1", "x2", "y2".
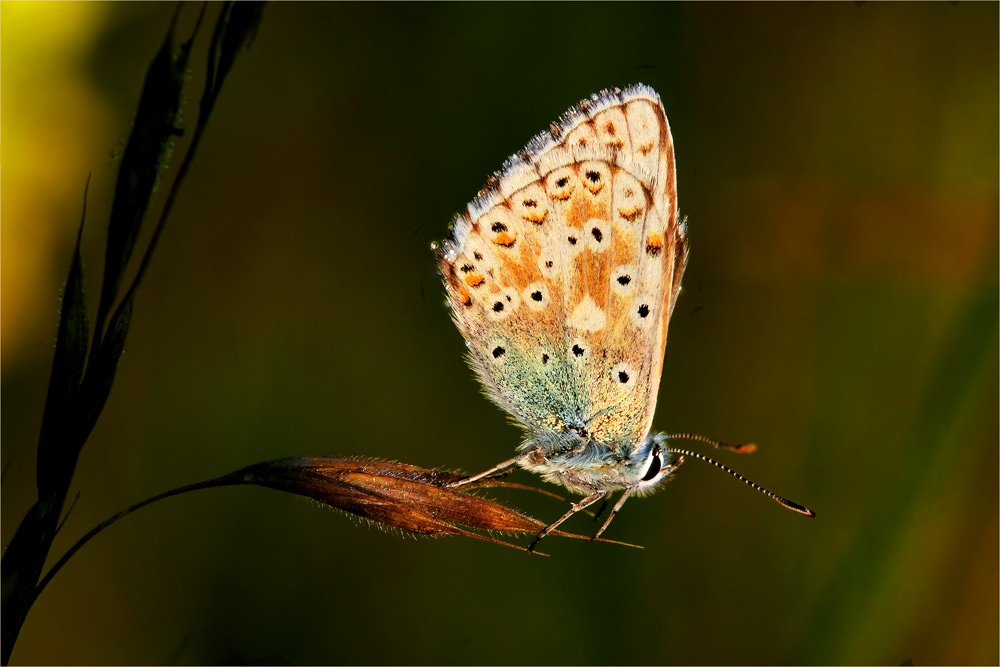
[
  {"x1": 92, "y1": 8, "x2": 190, "y2": 347},
  {"x1": 108, "y1": 3, "x2": 264, "y2": 329},
  {"x1": 212, "y1": 2, "x2": 265, "y2": 101},
  {"x1": 78, "y1": 299, "x2": 133, "y2": 440},
  {"x1": 4, "y1": 180, "x2": 93, "y2": 664},
  {"x1": 36, "y1": 178, "x2": 91, "y2": 495},
  {"x1": 1, "y1": 8, "x2": 252, "y2": 663}
]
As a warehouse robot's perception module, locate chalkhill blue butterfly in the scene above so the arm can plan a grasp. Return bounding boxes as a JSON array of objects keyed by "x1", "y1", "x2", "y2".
[{"x1": 435, "y1": 84, "x2": 813, "y2": 548}]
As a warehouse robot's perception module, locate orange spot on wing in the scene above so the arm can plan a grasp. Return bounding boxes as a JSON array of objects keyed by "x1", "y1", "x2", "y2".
[
  {"x1": 618, "y1": 206, "x2": 643, "y2": 222},
  {"x1": 521, "y1": 209, "x2": 546, "y2": 223},
  {"x1": 638, "y1": 142, "x2": 655, "y2": 155},
  {"x1": 492, "y1": 231, "x2": 517, "y2": 247},
  {"x1": 464, "y1": 272, "x2": 486, "y2": 288},
  {"x1": 646, "y1": 232, "x2": 664, "y2": 257},
  {"x1": 457, "y1": 286, "x2": 472, "y2": 307},
  {"x1": 583, "y1": 172, "x2": 604, "y2": 194}
]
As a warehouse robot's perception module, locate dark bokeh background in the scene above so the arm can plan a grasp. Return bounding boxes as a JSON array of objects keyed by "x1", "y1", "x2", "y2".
[{"x1": 2, "y1": 3, "x2": 997, "y2": 665}]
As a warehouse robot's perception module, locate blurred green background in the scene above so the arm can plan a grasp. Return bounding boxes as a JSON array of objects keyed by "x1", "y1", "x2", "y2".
[{"x1": 2, "y1": 3, "x2": 996, "y2": 665}]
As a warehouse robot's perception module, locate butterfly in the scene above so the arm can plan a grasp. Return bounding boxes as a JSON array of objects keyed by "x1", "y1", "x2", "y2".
[{"x1": 435, "y1": 84, "x2": 813, "y2": 548}]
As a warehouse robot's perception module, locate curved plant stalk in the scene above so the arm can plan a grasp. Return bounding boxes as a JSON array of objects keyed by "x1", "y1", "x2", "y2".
[{"x1": 32, "y1": 457, "x2": 639, "y2": 604}]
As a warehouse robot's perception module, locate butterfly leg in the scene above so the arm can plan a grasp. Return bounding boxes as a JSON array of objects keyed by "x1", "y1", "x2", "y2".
[
  {"x1": 592, "y1": 487, "x2": 635, "y2": 541},
  {"x1": 446, "y1": 454, "x2": 523, "y2": 489},
  {"x1": 590, "y1": 457, "x2": 686, "y2": 539},
  {"x1": 590, "y1": 497, "x2": 611, "y2": 522},
  {"x1": 528, "y1": 491, "x2": 607, "y2": 552}
]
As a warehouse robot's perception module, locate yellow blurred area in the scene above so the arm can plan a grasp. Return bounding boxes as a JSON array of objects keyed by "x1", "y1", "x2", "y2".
[{"x1": 1, "y1": 1, "x2": 110, "y2": 365}]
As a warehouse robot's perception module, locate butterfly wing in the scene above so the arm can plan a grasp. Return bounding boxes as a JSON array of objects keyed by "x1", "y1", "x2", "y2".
[{"x1": 438, "y1": 85, "x2": 687, "y2": 456}]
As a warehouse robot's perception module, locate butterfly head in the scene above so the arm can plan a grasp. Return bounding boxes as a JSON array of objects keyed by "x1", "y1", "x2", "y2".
[
  {"x1": 520, "y1": 431, "x2": 679, "y2": 496},
  {"x1": 631, "y1": 433, "x2": 681, "y2": 496}
]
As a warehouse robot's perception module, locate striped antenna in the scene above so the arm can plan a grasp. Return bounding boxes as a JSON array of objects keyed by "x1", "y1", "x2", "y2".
[
  {"x1": 663, "y1": 433, "x2": 757, "y2": 454},
  {"x1": 662, "y1": 447, "x2": 816, "y2": 518}
]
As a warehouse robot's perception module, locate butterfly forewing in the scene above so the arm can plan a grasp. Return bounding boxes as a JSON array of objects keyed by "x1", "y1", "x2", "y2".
[{"x1": 438, "y1": 85, "x2": 687, "y2": 456}]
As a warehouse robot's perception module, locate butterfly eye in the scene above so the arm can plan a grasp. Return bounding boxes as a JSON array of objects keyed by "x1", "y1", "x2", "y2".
[{"x1": 641, "y1": 449, "x2": 662, "y2": 482}]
